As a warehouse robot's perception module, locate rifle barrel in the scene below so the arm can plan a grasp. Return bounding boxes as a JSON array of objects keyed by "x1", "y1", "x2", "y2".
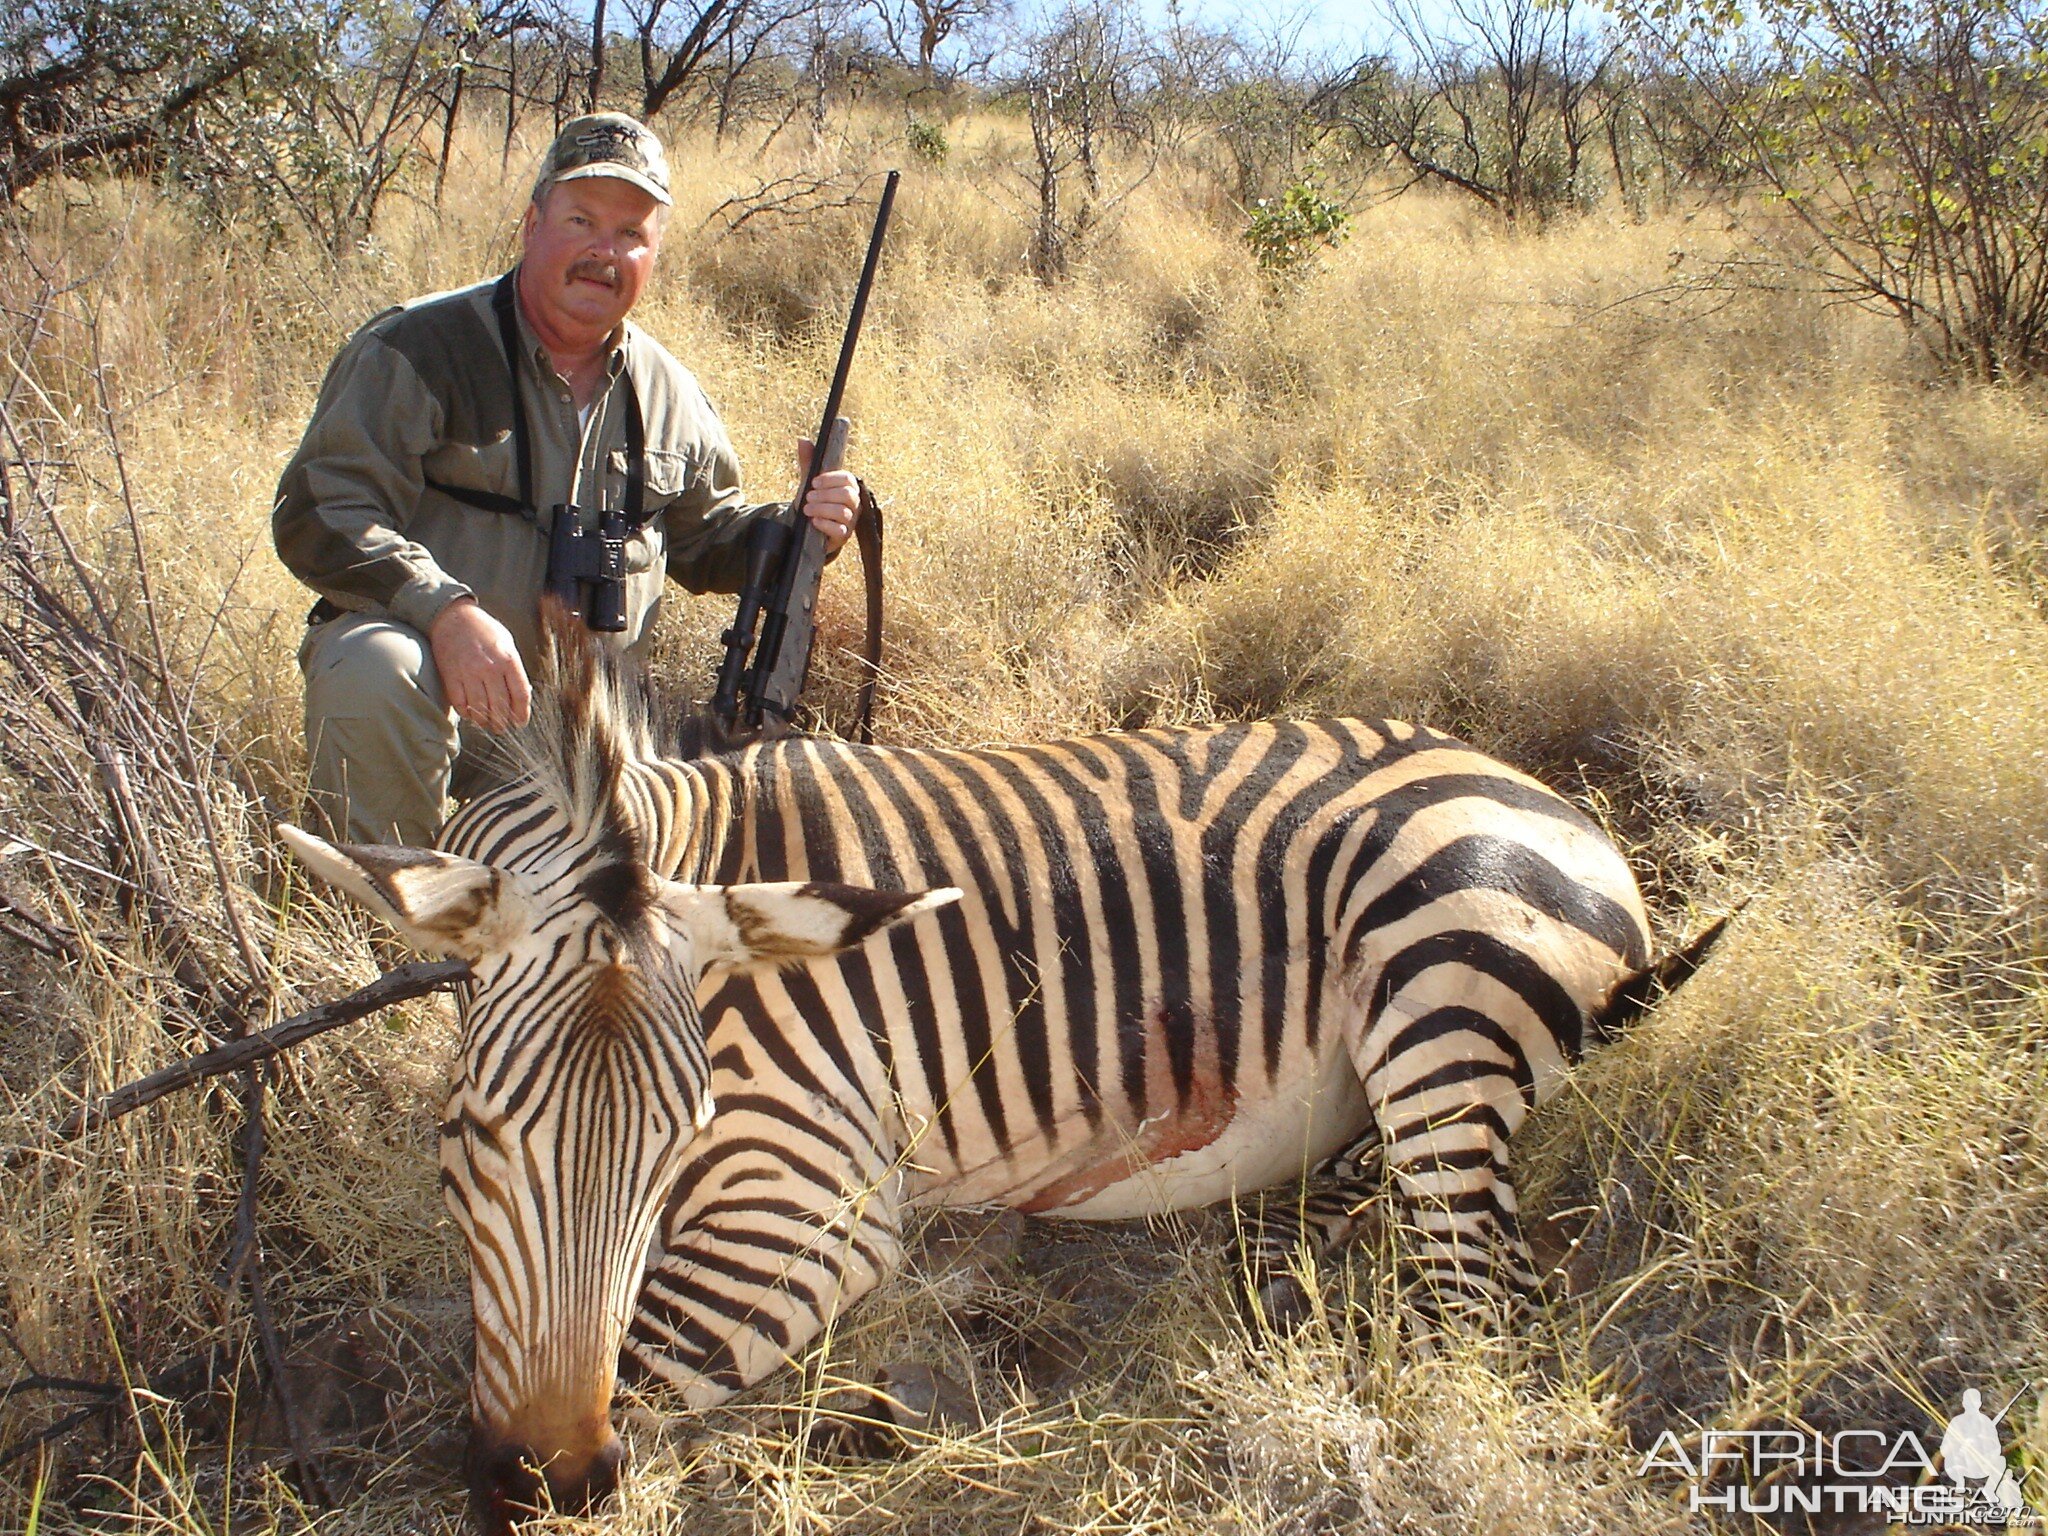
[
  {"x1": 741, "y1": 169, "x2": 900, "y2": 724},
  {"x1": 811, "y1": 170, "x2": 899, "y2": 471},
  {"x1": 1991, "y1": 1383, "x2": 2034, "y2": 1425}
]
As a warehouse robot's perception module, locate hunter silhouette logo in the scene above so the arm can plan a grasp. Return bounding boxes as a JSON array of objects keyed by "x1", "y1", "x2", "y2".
[
  {"x1": 1939, "y1": 1388, "x2": 2030, "y2": 1518},
  {"x1": 1639, "y1": 1384, "x2": 2040, "y2": 1524}
]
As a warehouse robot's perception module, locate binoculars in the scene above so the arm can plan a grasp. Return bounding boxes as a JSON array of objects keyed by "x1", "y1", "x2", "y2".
[{"x1": 546, "y1": 504, "x2": 630, "y2": 633}]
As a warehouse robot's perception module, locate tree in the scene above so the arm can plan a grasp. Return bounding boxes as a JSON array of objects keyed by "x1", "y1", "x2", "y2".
[
  {"x1": 702, "y1": 0, "x2": 828, "y2": 140},
  {"x1": 1619, "y1": 0, "x2": 2048, "y2": 380},
  {"x1": 1317, "y1": 0, "x2": 1620, "y2": 225},
  {"x1": 589, "y1": 0, "x2": 610, "y2": 109},
  {"x1": 628, "y1": 0, "x2": 742, "y2": 117},
  {"x1": 868, "y1": 0, "x2": 1008, "y2": 83},
  {"x1": 1007, "y1": 1, "x2": 1160, "y2": 282},
  {"x1": 0, "y1": 0, "x2": 300, "y2": 202},
  {"x1": 179, "y1": 0, "x2": 461, "y2": 253},
  {"x1": 627, "y1": 0, "x2": 822, "y2": 121},
  {"x1": 428, "y1": 0, "x2": 541, "y2": 203},
  {"x1": 1149, "y1": 10, "x2": 1334, "y2": 208}
]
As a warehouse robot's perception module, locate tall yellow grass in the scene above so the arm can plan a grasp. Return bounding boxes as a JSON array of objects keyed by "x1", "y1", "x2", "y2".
[{"x1": 2, "y1": 106, "x2": 2045, "y2": 1532}]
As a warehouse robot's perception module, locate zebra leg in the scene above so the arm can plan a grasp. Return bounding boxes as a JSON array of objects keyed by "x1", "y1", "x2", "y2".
[
  {"x1": 1374, "y1": 1092, "x2": 1539, "y2": 1332},
  {"x1": 620, "y1": 1146, "x2": 906, "y2": 1410},
  {"x1": 1232, "y1": 1134, "x2": 1384, "y2": 1331},
  {"x1": 1342, "y1": 981, "x2": 1543, "y2": 1330}
]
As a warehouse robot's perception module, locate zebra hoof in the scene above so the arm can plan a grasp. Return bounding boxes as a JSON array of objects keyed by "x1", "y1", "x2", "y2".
[
  {"x1": 1238, "y1": 1271, "x2": 1320, "y2": 1334},
  {"x1": 811, "y1": 1362, "x2": 982, "y2": 1457},
  {"x1": 875, "y1": 1361, "x2": 983, "y2": 1435}
]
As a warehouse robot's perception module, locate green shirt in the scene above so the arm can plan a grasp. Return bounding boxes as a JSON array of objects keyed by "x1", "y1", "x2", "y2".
[{"x1": 274, "y1": 271, "x2": 776, "y2": 665}]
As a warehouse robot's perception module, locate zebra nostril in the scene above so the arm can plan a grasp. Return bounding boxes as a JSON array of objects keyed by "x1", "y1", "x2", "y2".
[
  {"x1": 582, "y1": 1431, "x2": 629, "y2": 1505},
  {"x1": 467, "y1": 1439, "x2": 544, "y2": 1534},
  {"x1": 464, "y1": 1432, "x2": 625, "y2": 1527}
]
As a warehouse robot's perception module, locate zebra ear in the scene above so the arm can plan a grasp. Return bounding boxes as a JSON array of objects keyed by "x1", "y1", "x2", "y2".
[
  {"x1": 667, "y1": 880, "x2": 962, "y2": 971},
  {"x1": 278, "y1": 824, "x2": 528, "y2": 961}
]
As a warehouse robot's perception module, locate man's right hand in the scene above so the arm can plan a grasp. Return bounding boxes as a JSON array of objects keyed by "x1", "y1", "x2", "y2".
[{"x1": 429, "y1": 597, "x2": 532, "y2": 733}]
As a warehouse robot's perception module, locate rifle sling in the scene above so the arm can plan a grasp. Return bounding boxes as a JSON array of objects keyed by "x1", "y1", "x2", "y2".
[{"x1": 853, "y1": 483, "x2": 883, "y2": 746}]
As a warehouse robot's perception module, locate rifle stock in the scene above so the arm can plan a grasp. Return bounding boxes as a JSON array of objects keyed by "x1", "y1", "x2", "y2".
[{"x1": 745, "y1": 416, "x2": 847, "y2": 734}]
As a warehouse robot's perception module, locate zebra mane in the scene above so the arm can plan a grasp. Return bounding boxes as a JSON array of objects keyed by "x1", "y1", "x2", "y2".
[
  {"x1": 515, "y1": 596, "x2": 658, "y2": 869},
  {"x1": 670, "y1": 704, "x2": 751, "y2": 762}
]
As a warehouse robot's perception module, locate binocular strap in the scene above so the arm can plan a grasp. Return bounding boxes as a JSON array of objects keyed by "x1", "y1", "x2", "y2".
[{"x1": 852, "y1": 482, "x2": 883, "y2": 745}]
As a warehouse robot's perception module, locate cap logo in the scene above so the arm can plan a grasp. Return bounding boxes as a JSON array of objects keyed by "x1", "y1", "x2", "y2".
[
  {"x1": 534, "y1": 113, "x2": 671, "y2": 205},
  {"x1": 572, "y1": 122, "x2": 642, "y2": 164}
]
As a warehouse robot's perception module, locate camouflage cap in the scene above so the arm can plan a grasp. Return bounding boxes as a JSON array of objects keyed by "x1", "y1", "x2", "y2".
[{"x1": 533, "y1": 112, "x2": 672, "y2": 207}]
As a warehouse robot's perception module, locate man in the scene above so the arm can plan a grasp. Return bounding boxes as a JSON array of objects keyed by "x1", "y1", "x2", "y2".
[{"x1": 275, "y1": 112, "x2": 859, "y2": 846}]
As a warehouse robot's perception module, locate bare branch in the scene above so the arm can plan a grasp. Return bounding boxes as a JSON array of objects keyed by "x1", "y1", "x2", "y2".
[
  {"x1": 8, "y1": 960, "x2": 469, "y2": 1167},
  {"x1": 697, "y1": 169, "x2": 880, "y2": 236}
]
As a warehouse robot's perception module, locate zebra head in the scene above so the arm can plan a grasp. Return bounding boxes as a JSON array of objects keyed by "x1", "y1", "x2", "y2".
[{"x1": 280, "y1": 614, "x2": 956, "y2": 1531}]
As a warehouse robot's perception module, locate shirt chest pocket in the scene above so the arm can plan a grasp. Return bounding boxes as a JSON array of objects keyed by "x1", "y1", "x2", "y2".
[
  {"x1": 423, "y1": 431, "x2": 523, "y2": 503},
  {"x1": 606, "y1": 447, "x2": 692, "y2": 511},
  {"x1": 605, "y1": 448, "x2": 691, "y2": 575}
]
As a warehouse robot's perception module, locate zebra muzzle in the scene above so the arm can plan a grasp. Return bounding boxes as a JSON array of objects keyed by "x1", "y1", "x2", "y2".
[{"x1": 468, "y1": 1429, "x2": 628, "y2": 1533}]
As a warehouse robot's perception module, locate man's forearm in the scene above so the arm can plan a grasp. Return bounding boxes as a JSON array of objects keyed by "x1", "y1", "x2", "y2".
[
  {"x1": 273, "y1": 496, "x2": 475, "y2": 629},
  {"x1": 665, "y1": 495, "x2": 787, "y2": 596}
]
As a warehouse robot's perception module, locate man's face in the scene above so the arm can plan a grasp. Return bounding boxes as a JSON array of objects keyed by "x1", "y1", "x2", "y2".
[{"x1": 519, "y1": 177, "x2": 665, "y2": 344}]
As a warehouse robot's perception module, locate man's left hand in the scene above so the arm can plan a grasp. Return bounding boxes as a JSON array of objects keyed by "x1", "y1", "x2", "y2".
[{"x1": 797, "y1": 438, "x2": 859, "y2": 555}]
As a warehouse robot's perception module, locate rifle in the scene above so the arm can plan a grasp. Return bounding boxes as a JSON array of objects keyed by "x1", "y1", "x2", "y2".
[{"x1": 711, "y1": 169, "x2": 898, "y2": 739}]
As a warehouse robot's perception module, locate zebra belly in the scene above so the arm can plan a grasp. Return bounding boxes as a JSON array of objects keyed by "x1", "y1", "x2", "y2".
[{"x1": 975, "y1": 1048, "x2": 1372, "y2": 1221}]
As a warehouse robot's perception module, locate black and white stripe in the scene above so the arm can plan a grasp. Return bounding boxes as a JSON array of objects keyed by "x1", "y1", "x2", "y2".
[
  {"x1": 289, "y1": 623, "x2": 1692, "y2": 1524},
  {"x1": 459, "y1": 715, "x2": 1654, "y2": 1399}
]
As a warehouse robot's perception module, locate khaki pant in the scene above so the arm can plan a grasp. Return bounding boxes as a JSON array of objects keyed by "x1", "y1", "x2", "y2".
[{"x1": 299, "y1": 613, "x2": 515, "y2": 847}]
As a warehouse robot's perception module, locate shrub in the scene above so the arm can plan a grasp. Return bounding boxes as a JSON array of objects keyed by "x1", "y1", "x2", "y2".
[
  {"x1": 1241, "y1": 177, "x2": 1350, "y2": 275},
  {"x1": 1620, "y1": 0, "x2": 2048, "y2": 380},
  {"x1": 907, "y1": 115, "x2": 949, "y2": 165}
]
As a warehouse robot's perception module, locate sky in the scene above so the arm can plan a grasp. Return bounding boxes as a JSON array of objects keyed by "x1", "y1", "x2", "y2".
[
  {"x1": 1006, "y1": 0, "x2": 1418, "y2": 71},
  {"x1": 1139, "y1": 0, "x2": 1386, "y2": 62}
]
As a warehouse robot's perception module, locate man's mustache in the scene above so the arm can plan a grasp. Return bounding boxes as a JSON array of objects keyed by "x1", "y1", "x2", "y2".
[{"x1": 568, "y1": 260, "x2": 618, "y2": 286}]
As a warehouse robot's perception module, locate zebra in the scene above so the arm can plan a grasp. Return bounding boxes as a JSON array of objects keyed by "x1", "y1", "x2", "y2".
[{"x1": 280, "y1": 615, "x2": 1721, "y2": 1532}]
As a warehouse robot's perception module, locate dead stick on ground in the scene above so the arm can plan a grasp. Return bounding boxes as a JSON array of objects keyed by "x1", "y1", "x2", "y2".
[
  {"x1": 6, "y1": 959, "x2": 469, "y2": 1167},
  {"x1": 228, "y1": 1063, "x2": 333, "y2": 1506},
  {"x1": 0, "y1": 1404, "x2": 103, "y2": 1470}
]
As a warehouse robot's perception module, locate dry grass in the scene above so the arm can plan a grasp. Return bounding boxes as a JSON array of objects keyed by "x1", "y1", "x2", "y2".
[{"x1": 2, "y1": 103, "x2": 2046, "y2": 1533}]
